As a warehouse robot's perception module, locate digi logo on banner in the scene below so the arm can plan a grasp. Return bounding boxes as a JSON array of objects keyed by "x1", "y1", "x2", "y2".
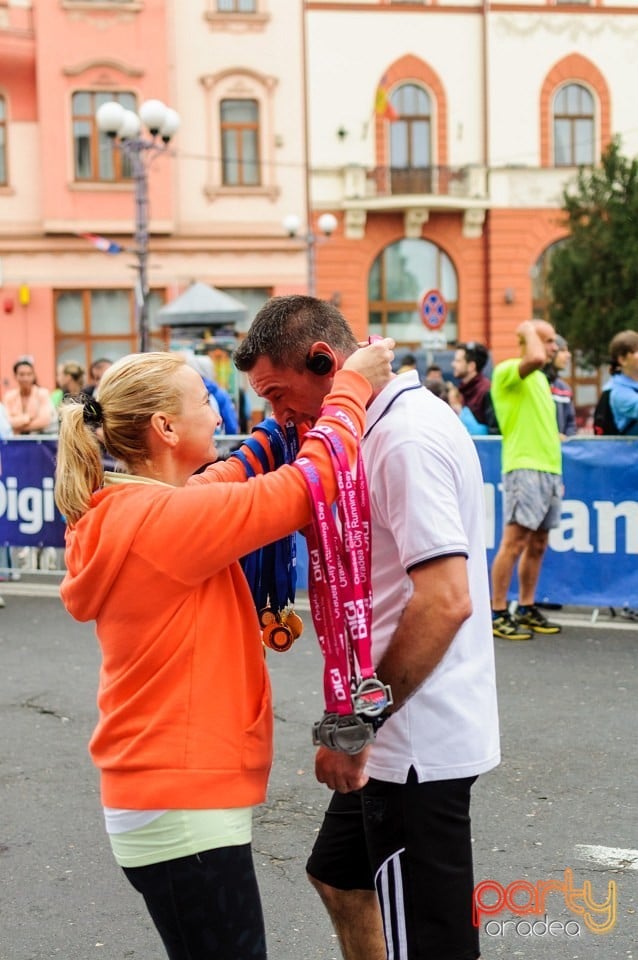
[{"x1": 0, "y1": 476, "x2": 57, "y2": 535}]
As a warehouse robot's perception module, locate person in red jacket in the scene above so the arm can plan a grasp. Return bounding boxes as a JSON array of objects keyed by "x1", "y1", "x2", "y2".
[{"x1": 55, "y1": 345, "x2": 393, "y2": 960}]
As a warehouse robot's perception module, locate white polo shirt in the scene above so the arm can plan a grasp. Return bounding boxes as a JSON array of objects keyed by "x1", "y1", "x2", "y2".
[{"x1": 362, "y1": 372, "x2": 500, "y2": 784}]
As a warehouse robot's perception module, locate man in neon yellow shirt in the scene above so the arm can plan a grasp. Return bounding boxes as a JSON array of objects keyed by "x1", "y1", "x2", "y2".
[{"x1": 490, "y1": 319, "x2": 563, "y2": 639}]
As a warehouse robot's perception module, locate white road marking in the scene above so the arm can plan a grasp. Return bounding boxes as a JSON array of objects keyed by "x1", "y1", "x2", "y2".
[{"x1": 574, "y1": 844, "x2": 638, "y2": 870}]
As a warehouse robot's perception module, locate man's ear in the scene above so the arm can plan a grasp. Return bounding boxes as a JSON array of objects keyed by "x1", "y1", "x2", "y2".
[{"x1": 149, "y1": 411, "x2": 178, "y2": 446}]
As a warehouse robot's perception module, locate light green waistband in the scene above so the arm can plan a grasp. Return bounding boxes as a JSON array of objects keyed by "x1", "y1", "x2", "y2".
[{"x1": 109, "y1": 807, "x2": 253, "y2": 868}]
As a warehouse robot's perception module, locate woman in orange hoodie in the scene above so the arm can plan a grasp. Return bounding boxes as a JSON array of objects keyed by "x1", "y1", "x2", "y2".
[{"x1": 55, "y1": 345, "x2": 392, "y2": 960}]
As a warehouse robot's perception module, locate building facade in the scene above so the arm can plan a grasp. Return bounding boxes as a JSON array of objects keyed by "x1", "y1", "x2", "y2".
[{"x1": 1, "y1": 0, "x2": 637, "y2": 414}]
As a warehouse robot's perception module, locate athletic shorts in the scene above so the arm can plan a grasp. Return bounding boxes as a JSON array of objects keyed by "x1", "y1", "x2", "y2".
[
  {"x1": 503, "y1": 469, "x2": 562, "y2": 531},
  {"x1": 306, "y1": 771, "x2": 479, "y2": 960}
]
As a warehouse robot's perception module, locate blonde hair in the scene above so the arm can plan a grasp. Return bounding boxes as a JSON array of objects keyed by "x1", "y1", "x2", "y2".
[{"x1": 55, "y1": 352, "x2": 186, "y2": 525}]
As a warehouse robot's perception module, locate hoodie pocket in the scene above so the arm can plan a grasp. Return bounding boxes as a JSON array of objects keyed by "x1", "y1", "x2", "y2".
[{"x1": 242, "y1": 688, "x2": 273, "y2": 771}]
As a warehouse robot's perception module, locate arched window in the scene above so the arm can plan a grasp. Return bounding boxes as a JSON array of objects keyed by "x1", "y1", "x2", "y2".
[
  {"x1": 72, "y1": 90, "x2": 137, "y2": 181},
  {"x1": 531, "y1": 239, "x2": 566, "y2": 320},
  {"x1": 553, "y1": 83, "x2": 595, "y2": 167},
  {"x1": 368, "y1": 238, "x2": 458, "y2": 344},
  {"x1": 389, "y1": 84, "x2": 431, "y2": 194},
  {"x1": 0, "y1": 96, "x2": 6, "y2": 186},
  {"x1": 220, "y1": 99, "x2": 260, "y2": 186}
]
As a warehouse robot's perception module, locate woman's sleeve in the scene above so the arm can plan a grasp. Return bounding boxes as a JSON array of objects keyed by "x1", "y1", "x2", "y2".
[{"x1": 142, "y1": 369, "x2": 371, "y2": 582}]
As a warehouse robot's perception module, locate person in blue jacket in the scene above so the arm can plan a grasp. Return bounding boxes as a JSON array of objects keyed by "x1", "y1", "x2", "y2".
[
  {"x1": 184, "y1": 353, "x2": 240, "y2": 435},
  {"x1": 608, "y1": 330, "x2": 638, "y2": 436}
]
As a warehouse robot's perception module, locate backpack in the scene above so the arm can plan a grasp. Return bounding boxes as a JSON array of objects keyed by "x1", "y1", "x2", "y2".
[{"x1": 593, "y1": 389, "x2": 636, "y2": 435}]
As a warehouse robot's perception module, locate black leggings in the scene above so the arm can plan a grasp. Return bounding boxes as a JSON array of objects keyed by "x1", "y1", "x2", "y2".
[{"x1": 123, "y1": 843, "x2": 267, "y2": 960}]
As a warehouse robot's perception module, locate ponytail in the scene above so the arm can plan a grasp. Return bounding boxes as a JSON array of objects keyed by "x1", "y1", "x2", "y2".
[{"x1": 55, "y1": 403, "x2": 104, "y2": 526}]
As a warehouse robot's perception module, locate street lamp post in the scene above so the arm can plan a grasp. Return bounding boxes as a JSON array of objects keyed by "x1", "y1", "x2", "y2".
[
  {"x1": 96, "y1": 99, "x2": 180, "y2": 353},
  {"x1": 282, "y1": 212, "x2": 338, "y2": 297}
]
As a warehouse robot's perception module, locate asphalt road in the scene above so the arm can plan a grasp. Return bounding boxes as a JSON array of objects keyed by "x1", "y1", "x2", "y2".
[{"x1": 0, "y1": 590, "x2": 635, "y2": 960}]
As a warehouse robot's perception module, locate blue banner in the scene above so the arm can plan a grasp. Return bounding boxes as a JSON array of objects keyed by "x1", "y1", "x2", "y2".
[
  {"x1": 476, "y1": 437, "x2": 638, "y2": 608},
  {"x1": 0, "y1": 440, "x2": 66, "y2": 547},
  {"x1": 3, "y1": 437, "x2": 637, "y2": 608}
]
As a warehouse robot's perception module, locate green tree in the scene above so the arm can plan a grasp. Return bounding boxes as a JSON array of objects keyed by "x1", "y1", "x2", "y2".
[{"x1": 548, "y1": 137, "x2": 638, "y2": 367}]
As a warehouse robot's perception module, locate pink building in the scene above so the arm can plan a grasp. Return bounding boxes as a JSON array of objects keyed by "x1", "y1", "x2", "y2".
[{"x1": 0, "y1": 0, "x2": 308, "y2": 394}]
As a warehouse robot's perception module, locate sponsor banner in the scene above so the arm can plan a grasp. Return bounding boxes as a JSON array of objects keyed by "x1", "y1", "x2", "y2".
[
  {"x1": 477, "y1": 438, "x2": 638, "y2": 608},
  {"x1": 3, "y1": 438, "x2": 637, "y2": 608},
  {"x1": 0, "y1": 440, "x2": 66, "y2": 546}
]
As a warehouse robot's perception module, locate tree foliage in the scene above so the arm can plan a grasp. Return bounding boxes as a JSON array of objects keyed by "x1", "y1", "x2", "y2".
[{"x1": 548, "y1": 137, "x2": 638, "y2": 367}]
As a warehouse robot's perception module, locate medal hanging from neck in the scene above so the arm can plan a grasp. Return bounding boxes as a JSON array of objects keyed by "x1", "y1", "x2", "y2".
[
  {"x1": 293, "y1": 407, "x2": 392, "y2": 754},
  {"x1": 232, "y1": 419, "x2": 303, "y2": 652}
]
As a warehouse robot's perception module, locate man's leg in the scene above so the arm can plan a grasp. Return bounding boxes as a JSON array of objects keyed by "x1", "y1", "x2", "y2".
[
  {"x1": 307, "y1": 881, "x2": 386, "y2": 960},
  {"x1": 517, "y1": 527, "x2": 549, "y2": 605},
  {"x1": 306, "y1": 790, "x2": 386, "y2": 960},
  {"x1": 363, "y1": 773, "x2": 480, "y2": 959},
  {"x1": 491, "y1": 522, "x2": 530, "y2": 609}
]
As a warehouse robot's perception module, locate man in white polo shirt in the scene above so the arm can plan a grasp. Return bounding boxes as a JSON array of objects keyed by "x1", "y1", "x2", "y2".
[{"x1": 235, "y1": 296, "x2": 500, "y2": 960}]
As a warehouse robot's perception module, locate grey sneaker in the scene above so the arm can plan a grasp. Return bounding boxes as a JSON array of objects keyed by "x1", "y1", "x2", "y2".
[{"x1": 492, "y1": 610, "x2": 532, "y2": 641}]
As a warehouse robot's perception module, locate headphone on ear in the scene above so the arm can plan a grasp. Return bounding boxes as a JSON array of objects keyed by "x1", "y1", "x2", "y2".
[{"x1": 305, "y1": 351, "x2": 333, "y2": 376}]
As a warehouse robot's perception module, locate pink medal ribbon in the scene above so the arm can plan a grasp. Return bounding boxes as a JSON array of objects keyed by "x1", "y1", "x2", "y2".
[{"x1": 293, "y1": 409, "x2": 392, "y2": 742}]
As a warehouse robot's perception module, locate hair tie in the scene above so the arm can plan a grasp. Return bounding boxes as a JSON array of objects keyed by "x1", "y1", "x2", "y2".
[{"x1": 82, "y1": 396, "x2": 103, "y2": 427}]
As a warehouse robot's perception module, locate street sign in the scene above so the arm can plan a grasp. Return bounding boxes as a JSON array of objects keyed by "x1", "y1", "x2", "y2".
[{"x1": 419, "y1": 289, "x2": 447, "y2": 330}]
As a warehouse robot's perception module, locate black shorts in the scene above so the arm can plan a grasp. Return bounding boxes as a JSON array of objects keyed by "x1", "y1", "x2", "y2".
[{"x1": 306, "y1": 771, "x2": 479, "y2": 960}]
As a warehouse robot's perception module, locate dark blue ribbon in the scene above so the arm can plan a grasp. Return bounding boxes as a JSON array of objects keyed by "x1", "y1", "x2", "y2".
[{"x1": 231, "y1": 419, "x2": 299, "y2": 613}]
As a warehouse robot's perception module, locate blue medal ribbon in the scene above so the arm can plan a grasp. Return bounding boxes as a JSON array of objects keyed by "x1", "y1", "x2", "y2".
[{"x1": 231, "y1": 418, "x2": 298, "y2": 615}]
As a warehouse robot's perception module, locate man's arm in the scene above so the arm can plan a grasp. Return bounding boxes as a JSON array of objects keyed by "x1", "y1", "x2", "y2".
[
  {"x1": 315, "y1": 554, "x2": 472, "y2": 793},
  {"x1": 516, "y1": 320, "x2": 547, "y2": 379}
]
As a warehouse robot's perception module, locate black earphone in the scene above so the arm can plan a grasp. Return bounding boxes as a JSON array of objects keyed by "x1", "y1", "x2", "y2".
[{"x1": 305, "y1": 351, "x2": 333, "y2": 376}]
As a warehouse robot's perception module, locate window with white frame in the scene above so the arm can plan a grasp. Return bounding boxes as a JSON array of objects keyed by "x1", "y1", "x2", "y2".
[
  {"x1": 220, "y1": 99, "x2": 261, "y2": 186},
  {"x1": 553, "y1": 83, "x2": 595, "y2": 167},
  {"x1": 389, "y1": 84, "x2": 432, "y2": 194}
]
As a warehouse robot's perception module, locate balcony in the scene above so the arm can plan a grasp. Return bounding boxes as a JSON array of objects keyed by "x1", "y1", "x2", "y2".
[{"x1": 321, "y1": 164, "x2": 489, "y2": 240}]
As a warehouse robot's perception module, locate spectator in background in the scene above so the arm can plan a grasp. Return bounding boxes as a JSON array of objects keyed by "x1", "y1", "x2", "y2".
[
  {"x1": 4, "y1": 357, "x2": 57, "y2": 434},
  {"x1": 60, "y1": 362, "x2": 86, "y2": 402},
  {"x1": 424, "y1": 362, "x2": 444, "y2": 382},
  {"x1": 490, "y1": 320, "x2": 562, "y2": 640},
  {"x1": 607, "y1": 330, "x2": 638, "y2": 435},
  {"x1": 447, "y1": 383, "x2": 489, "y2": 436},
  {"x1": 84, "y1": 358, "x2": 113, "y2": 399},
  {"x1": 397, "y1": 352, "x2": 418, "y2": 375},
  {"x1": 545, "y1": 335, "x2": 576, "y2": 438},
  {"x1": 184, "y1": 353, "x2": 240, "y2": 434},
  {"x1": 51, "y1": 363, "x2": 66, "y2": 409},
  {"x1": 452, "y1": 341, "x2": 500, "y2": 434}
]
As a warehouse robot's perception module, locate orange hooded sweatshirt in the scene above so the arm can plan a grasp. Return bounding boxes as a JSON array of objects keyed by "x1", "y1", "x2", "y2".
[{"x1": 60, "y1": 370, "x2": 370, "y2": 811}]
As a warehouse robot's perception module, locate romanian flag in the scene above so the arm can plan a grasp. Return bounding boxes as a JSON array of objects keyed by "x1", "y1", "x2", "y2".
[
  {"x1": 375, "y1": 85, "x2": 399, "y2": 122},
  {"x1": 78, "y1": 233, "x2": 123, "y2": 255}
]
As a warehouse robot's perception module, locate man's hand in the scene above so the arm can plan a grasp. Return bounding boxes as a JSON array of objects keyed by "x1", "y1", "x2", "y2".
[{"x1": 315, "y1": 745, "x2": 371, "y2": 793}]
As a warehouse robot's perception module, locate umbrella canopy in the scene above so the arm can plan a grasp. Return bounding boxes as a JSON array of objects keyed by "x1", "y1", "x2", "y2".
[{"x1": 157, "y1": 282, "x2": 247, "y2": 327}]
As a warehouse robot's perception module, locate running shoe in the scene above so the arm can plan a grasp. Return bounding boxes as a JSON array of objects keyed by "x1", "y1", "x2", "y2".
[
  {"x1": 516, "y1": 604, "x2": 561, "y2": 635},
  {"x1": 492, "y1": 611, "x2": 532, "y2": 641}
]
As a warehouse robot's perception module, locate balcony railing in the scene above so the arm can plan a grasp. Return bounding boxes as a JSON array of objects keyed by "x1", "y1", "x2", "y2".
[{"x1": 369, "y1": 165, "x2": 483, "y2": 199}]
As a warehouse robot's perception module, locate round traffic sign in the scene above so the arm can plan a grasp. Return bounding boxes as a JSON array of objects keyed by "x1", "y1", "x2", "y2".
[{"x1": 419, "y1": 289, "x2": 447, "y2": 330}]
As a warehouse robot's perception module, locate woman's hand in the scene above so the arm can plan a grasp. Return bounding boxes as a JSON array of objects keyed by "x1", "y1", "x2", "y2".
[{"x1": 343, "y1": 338, "x2": 395, "y2": 393}]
